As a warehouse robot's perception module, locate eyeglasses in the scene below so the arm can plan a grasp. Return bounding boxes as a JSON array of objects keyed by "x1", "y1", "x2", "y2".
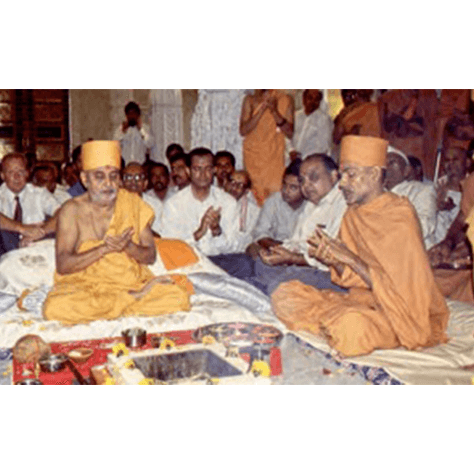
[{"x1": 123, "y1": 174, "x2": 145, "y2": 182}]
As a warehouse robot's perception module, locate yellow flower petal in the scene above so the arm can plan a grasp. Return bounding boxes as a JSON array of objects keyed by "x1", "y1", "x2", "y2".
[
  {"x1": 139, "y1": 378, "x2": 154, "y2": 385},
  {"x1": 251, "y1": 360, "x2": 271, "y2": 378}
]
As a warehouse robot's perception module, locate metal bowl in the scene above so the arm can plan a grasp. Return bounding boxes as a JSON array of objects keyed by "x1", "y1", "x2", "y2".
[
  {"x1": 122, "y1": 328, "x2": 147, "y2": 348},
  {"x1": 16, "y1": 378, "x2": 43, "y2": 385},
  {"x1": 68, "y1": 348, "x2": 94, "y2": 364},
  {"x1": 38, "y1": 353, "x2": 68, "y2": 373}
]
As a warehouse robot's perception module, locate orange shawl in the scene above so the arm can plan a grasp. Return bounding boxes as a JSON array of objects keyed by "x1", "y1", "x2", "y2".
[{"x1": 272, "y1": 192, "x2": 449, "y2": 357}]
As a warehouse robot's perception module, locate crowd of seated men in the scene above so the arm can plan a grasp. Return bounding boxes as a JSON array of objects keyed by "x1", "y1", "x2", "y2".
[{"x1": 2, "y1": 89, "x2": 474, "y2": 358}]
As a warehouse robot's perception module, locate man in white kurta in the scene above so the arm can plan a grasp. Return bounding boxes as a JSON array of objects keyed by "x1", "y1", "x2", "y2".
[
  {"x1": 113, "y1": 102, "x2": 154, "y2": 165},
  {"x1": 144, "y1": 162, "x2": 177, "y2": 204},
  {"x1": 385, "y1": 146, "x2": 437, "y2": 249},
  {"x1": 253, "y1": 155, "x2": 348, "y2": 294},
  {"x1": 159, "y1": 148, "x2": 239, "y2": 257},
  {"x1": 251, "y1": 191, "x2": 307, "y2": 245},
  {"x1": 225, "y1": 170, "x2": 260, "y2": 252},
  {"x1": 290, "y1": 90, "x2": 334, "y2": 160}
]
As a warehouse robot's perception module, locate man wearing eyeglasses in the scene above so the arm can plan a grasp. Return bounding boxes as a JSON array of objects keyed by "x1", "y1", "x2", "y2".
[
  {"x1": 122, "y1": 162, "x2": 163, "y2": 235},
  {"x1": 0, "y1": 152, "x2": 59, "y2": 253}
]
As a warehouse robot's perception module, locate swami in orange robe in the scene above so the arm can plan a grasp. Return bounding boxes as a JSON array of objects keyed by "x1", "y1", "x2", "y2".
[
  {"x1": 44, "y1": 189, "x2": 192, "y2": 325},
  {"x1": 271, "y1": 136, "x2": 449, "y2": 357},
  {"x1": 242, "y1": 90, "x2": 293, "y2": 206}
]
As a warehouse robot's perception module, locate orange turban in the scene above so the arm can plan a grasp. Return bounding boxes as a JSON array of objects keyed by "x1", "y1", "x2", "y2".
[
  {"x1": 82, "y1": 141, "x2": 121, "y2": 171},
  {"x1": 340, "y1": 135, "x2": 388, "y2": 167}
]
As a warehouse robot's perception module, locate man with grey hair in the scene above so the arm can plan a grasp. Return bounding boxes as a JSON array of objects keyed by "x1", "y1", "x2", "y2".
[{"x1": 384, "y1": 145, "x2": 437, "y2": 249}]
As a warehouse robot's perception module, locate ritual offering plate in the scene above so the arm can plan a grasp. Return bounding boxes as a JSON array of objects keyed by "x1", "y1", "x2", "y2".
[
  {"x1": 193, "y1": 322, "x2": 283, "y2": 349},
  {"x1": 106, "y1": 340, "x2": 277, "y2": 385}
]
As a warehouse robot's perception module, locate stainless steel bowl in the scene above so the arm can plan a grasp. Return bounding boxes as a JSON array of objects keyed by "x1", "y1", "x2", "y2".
[
  {"x1": 122, "y1": 328, "x2": 147, "y2": 348},
  {"x1": 38, "y1": 353, "x2": 68, "y2": 373},
  {"x1": 16, "y1": 378, "x2": 43, "y2": 385}
]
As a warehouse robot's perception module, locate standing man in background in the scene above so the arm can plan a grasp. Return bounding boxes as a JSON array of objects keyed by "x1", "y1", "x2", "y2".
[
  {"x1": 114, "y1": 102, "x2": 154, "y2": 165},
  {"x1": 290, "y1": 89, "x2": 334, "y2": 160}
]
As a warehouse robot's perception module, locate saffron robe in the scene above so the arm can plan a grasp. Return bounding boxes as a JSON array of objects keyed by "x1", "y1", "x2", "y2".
[
  {"x1": 243, "y1": 90, "x2": 292, "y2": 206},
  {"x1": 271, "y1": 193, "x2": 449, "y2": 357},
  {"x1": 43, "y1": 189, "x2": 191, "y2": 325}
]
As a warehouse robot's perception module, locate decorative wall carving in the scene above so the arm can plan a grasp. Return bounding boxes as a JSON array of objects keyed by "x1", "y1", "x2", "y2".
[
  {"x1": 149, "y1": 89, "x2": 183, "y2": 164},
  {"x1": 191, "y1": 89, "x2": 247, "y2": 169}
]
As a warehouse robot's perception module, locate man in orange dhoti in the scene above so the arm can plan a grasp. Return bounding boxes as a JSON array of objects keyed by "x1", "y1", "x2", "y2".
[
  {"x1": 240, "y1": 89, "x2": 294, "y2": 206},
  {"x1": 333, "y1": 90, "x2": 382, "y2": 146},
  {"x1": 43, "y1": 140, "x2": 191, "y2": 325},
  {"x1": 271, "y1": 135, "x2": 449, "y2": 357}
]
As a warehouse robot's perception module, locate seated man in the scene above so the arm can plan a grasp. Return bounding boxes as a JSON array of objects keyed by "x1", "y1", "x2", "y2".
[
  {"x1": 254, "y1": 154, "x2": 348, "y2": 295},
  {"x1": 159, "y1": 147, "x2": 239, "y2": 257},
  {"x1": 43, "y1": 141, "x2": 191, "y2": 325},
  {"x1": 32, "y1": 163, "x2": 71, "y2": 205},
  {"x1": 247, "y1": 160, "x2": 307, "y2": 257},
  {"x1": 165, "y1": 143, "x2": 184, "y2": 163},
  {"x1": 429, "y1": 146, "x2": 474, "y2": 303},
  {"x1": 384, "y1": 146, "x2": 437, "y2": 249},
  {"x1": 145, "y1": 162, "x2": 176, "y2": 202},
  {"x1": 224, "y1": 170, "x2": 260, "y2": 252},
  {"x1": 214, "y1": 151, "x2": 236, "y2": 189},
  {"x1": 407, "y1": 155, "x2": 424, "y2": 182},
  {"x1": 61, "y1": 161, "x2": 80, "y2": 188},
  {"x1": 122, "y1": 161, "x2": 162, "y2": 235},
  {"x1": 0, "y1": 152, "x2": 59, "y2": 252},
  {"x1": 67, "y1": 145, "x2": 87, "y2": 197},
  {"x1": 272, "y1": 135, "x2": 449, "y2": 357},
  {"x1": 169, "y1": 152, "x2": 191, "y2": 191},
  {"x1": 208, "y1": 160, "x2": 307, "y2": 281}
]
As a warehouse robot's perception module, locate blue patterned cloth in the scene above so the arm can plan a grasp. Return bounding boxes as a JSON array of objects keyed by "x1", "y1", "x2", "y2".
[{"x1": 291, "y1": 334, "x2": 403, "y2": 385}]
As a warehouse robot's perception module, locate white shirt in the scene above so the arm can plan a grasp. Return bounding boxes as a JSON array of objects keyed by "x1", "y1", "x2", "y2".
[
  {"x1": 232, "y1": 191, "x2": 261, "y2": 252},
  {"x1": 0, "y1": 183, "x2": 60, "y2": 224},
  {"x1": 433, "y1": 189, "x2": 461, "y2": 246},
  {"x1": 144, "y1": 186, "x2": 177, "y2": 204},
  {"x1": 53, "y1": 184, "x2": 72, "y2": 205},
  {"x1": 252, "y1": 192, "x2": 307, "y2": 243},
  {"x1": 113, "y1": 124, "x2": 154, "y2": 165},
  {"x1": 291, "y1": 108, "x2": 334, "y2": 158},
  {"x1": 159, "y1": 185, "x2": 239, "y2": 256},
  {"x1": 283, "y1": 184, "x2": 347, "y2": 270},
  {"x1": 390, "y1": 180, "x2": 437, "y2": 249},
  {"x1": 142, "y1": 192, "x2": 163, "y2": 234}
]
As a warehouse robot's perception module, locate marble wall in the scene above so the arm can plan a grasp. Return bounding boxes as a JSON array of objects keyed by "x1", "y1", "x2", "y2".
[
  {"x1": 70, "y1": 89, "x2": 197, "y2": 155},
  {"x1": 69, "y1": 89, "x2": 329, "y2": 159}
]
